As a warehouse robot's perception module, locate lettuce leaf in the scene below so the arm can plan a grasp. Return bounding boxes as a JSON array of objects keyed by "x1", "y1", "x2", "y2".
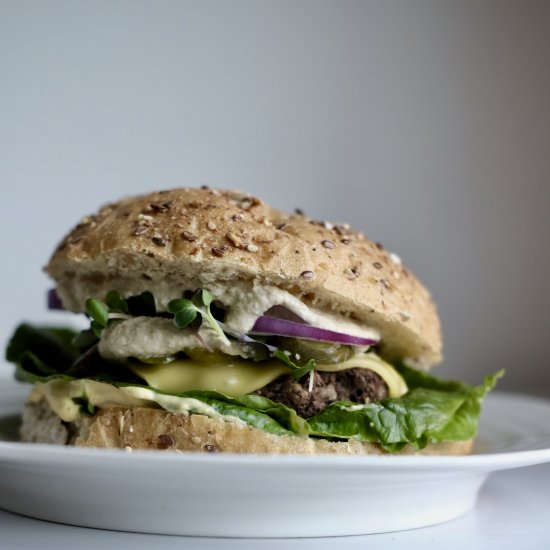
[
  {"x1": 5, "y1": 324, "x2": 502, "y2": 452},
  {"x1": 308, "y1": 370, "x2": 502, "y2": 451}
]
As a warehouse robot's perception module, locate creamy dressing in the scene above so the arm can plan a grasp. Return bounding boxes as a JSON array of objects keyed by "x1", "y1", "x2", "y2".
[
  {"x1": 31, "y1": 379, "x2": 233, "y2": 423},
  {"x1": 99, "y1": 284, "x2": 379, "y2": 364},
  {"x1": 99, "y1": 317, "x2": 250, "y2": 363},
  {"x1": 204, "y1": 282, "x2": 380, "y2": 341}
]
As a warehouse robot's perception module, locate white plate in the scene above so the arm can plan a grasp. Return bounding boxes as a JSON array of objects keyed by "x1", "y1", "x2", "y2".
[{"x1": 0, "y1": 379, "x2": 549, "y2": 537}]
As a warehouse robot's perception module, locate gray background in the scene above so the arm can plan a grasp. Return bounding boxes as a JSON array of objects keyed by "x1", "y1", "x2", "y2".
[{"x1": 1, "y1": 1, "x2": 549, "y2": 396}]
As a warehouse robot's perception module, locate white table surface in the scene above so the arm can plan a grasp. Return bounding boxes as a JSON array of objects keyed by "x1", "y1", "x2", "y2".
[{"x1": 1, "y1": 462, "x2": 549, "y2": 550}]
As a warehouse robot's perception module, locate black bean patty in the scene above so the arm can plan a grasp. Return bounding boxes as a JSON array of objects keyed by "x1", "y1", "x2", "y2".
[{"x1": 255, "y1": 368, "x2": 388, "y2": 418}]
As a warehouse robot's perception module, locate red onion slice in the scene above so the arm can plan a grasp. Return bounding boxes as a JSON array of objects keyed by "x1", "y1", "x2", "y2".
[{"x1": 250, "y1": 316, "x2": 377, "y2": 347}]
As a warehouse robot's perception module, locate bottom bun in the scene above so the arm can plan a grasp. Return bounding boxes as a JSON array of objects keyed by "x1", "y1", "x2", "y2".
[{"x1": 21, "y1": 398, "x2": 473, "y2": 456}]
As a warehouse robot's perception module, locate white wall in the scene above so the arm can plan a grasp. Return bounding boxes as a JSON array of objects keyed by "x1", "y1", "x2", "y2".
[{"x1": 1, "y1": 1, "x2": 549, "y2": 395}]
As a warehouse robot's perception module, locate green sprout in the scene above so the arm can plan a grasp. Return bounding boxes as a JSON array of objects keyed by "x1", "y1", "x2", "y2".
[
  {"x1": 272, "y1": 350, "x2": 316, "y2": 380},
  {"x1": 167, "y1": 289, "x2": 230, "y2": 345}
]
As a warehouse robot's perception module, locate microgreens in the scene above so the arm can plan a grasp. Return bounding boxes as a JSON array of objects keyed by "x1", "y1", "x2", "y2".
[
  {"x1": 80, "y1": 290, "x2": 153, "y2": 344},
  {"x1": 84, "y1": 298, "x2": 110, "y2": 337},
  {"x1": 105, "y1": 290, "x2": 129, "y2": 314},
  {"x1": 272, "y1": 350, "x2": 316, "y2": 381},
  {"x1": 167, "y1": 289, "x2": 230, "y2": 345}
]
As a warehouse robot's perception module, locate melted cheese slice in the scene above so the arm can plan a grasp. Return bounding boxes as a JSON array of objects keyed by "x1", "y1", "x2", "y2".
[
  {"x1": 129, "y1": 358, "x2": 289, "y2": 398},
  {"x1": 317, "y1": 354, "x2": 409, "y2": 398},
  {"x1": 31, "y1": 353, "x2": 408, "y2": 423},
  {"x1": 129, "y1": 352, "x2": 407, "y2": 399}
]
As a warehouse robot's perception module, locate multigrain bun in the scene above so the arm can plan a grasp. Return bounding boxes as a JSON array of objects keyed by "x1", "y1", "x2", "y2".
[
  {"x1": 22, "y1": 398, "x2": 473, "y2": 456},
  {"x1": 46, "y1": 188, "x2": 442, "y2": 368},
  {"x1": 6, "y1": 186, "x2": 496, "y2": 457}
]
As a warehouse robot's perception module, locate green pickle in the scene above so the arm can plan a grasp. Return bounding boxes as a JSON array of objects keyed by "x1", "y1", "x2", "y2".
[{"x1": 278, "y1": 338, "x2": 355, "y2": 364}]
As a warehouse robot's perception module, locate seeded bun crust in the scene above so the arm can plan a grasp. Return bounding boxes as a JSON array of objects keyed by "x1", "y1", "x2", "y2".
[
  {"x1": 22, "y1": 399, "x2": 472, "y2": 455},
  {"x1": 46, "y1": 187, "x2": 442, "y2": 367}
]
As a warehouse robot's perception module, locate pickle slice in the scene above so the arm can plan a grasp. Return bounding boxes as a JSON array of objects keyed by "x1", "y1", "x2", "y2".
[{"x1": 277, "y1": 338, "x2": 355, "y2": 364}]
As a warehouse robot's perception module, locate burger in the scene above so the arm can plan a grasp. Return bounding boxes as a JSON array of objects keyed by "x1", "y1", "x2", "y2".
[{"x1": 6, "y1": 187, "x2": 501, "y2": 455}]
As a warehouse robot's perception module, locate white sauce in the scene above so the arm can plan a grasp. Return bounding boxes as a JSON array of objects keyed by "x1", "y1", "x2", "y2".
[
  {"x1": 99, "y1": 284, "x2": 379, "y2": 364},
  {"x1": 205, "y1": 282, "x2": 380, "y2": 341},
  {"x1": 31, "y1": 379, "x2": 239, "y2": 424},
  {"x1": 99, "y1": 318, "x2": 247, "y2": 363}
]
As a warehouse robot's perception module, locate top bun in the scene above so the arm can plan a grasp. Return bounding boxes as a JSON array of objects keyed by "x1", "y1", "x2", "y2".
[{"x1": 46, "y1": 187, "x2": 442, "y2": 368}]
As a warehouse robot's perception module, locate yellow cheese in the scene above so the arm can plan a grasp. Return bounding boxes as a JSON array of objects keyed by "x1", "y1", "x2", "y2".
[
  {"x1": 317, "y1": 354, "x2": 408, "y2": 398},
  {"x1": 32, "y1": 352, "x2": 408, "y2": 422},
  {"x1": 128, "y1": 352, "x2": 407, "y2": 399},
  {"x1": 129, "y1": 357, "x2": 289, "y2": 398}
]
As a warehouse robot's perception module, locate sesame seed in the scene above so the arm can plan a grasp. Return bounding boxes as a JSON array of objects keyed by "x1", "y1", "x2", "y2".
[
  {"x1": 400, "y1": 311, "x2": 412, "y2": 321},
  {"x1": 373, "y1": 261, "x2": 383, "y2": 269},
  {"x1": 300, "y1": 270, "x2": 315, "y2": 279},
  {"x1": 276, "y1": 223, "x2": 287, "y2": 231},
  {"x1": 389, "y1": 252, "x2": 402, "y2": 265},
  {"x1": 211, "y1": 247, "x2": 226, "y2": 257},
  {"x1": 207, "y1": 221, "x2": 217, "y2": 231},
  {"x1": 133, "y1": 226, "x2": 148, "y2": 236},
  {"x1": 226, "y1": 231, "x2": 241, "y2": 246},
  {"x1": 231, "y1": 213, "x2": 244, "y2": 221},
  {"x1": 375, "y1": 242, "x2": 384, "y2": 250},
  {"x1": 247, "y1": 243, "x2": 259, "y2": 252},
  {"x1": 322, "y1": 240, "x2": 335, "y2": 249},
  {"x1": 240, "y1": 200, "x2": 252, "y2": 210},
  {"x1": 181, "y1": 231, "x2": 197, "y2": 242},
  {"x1": 340, "y1": 238, "x2": 351, "y2": 245},
  {"x1": 323, "y1": 221, "x2": 333, "y2": 230}
]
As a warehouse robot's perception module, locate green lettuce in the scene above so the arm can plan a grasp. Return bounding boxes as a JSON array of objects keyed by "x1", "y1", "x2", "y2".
[{"x1": 5, "y1": 324, "x2": 503, "y2": 452}]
